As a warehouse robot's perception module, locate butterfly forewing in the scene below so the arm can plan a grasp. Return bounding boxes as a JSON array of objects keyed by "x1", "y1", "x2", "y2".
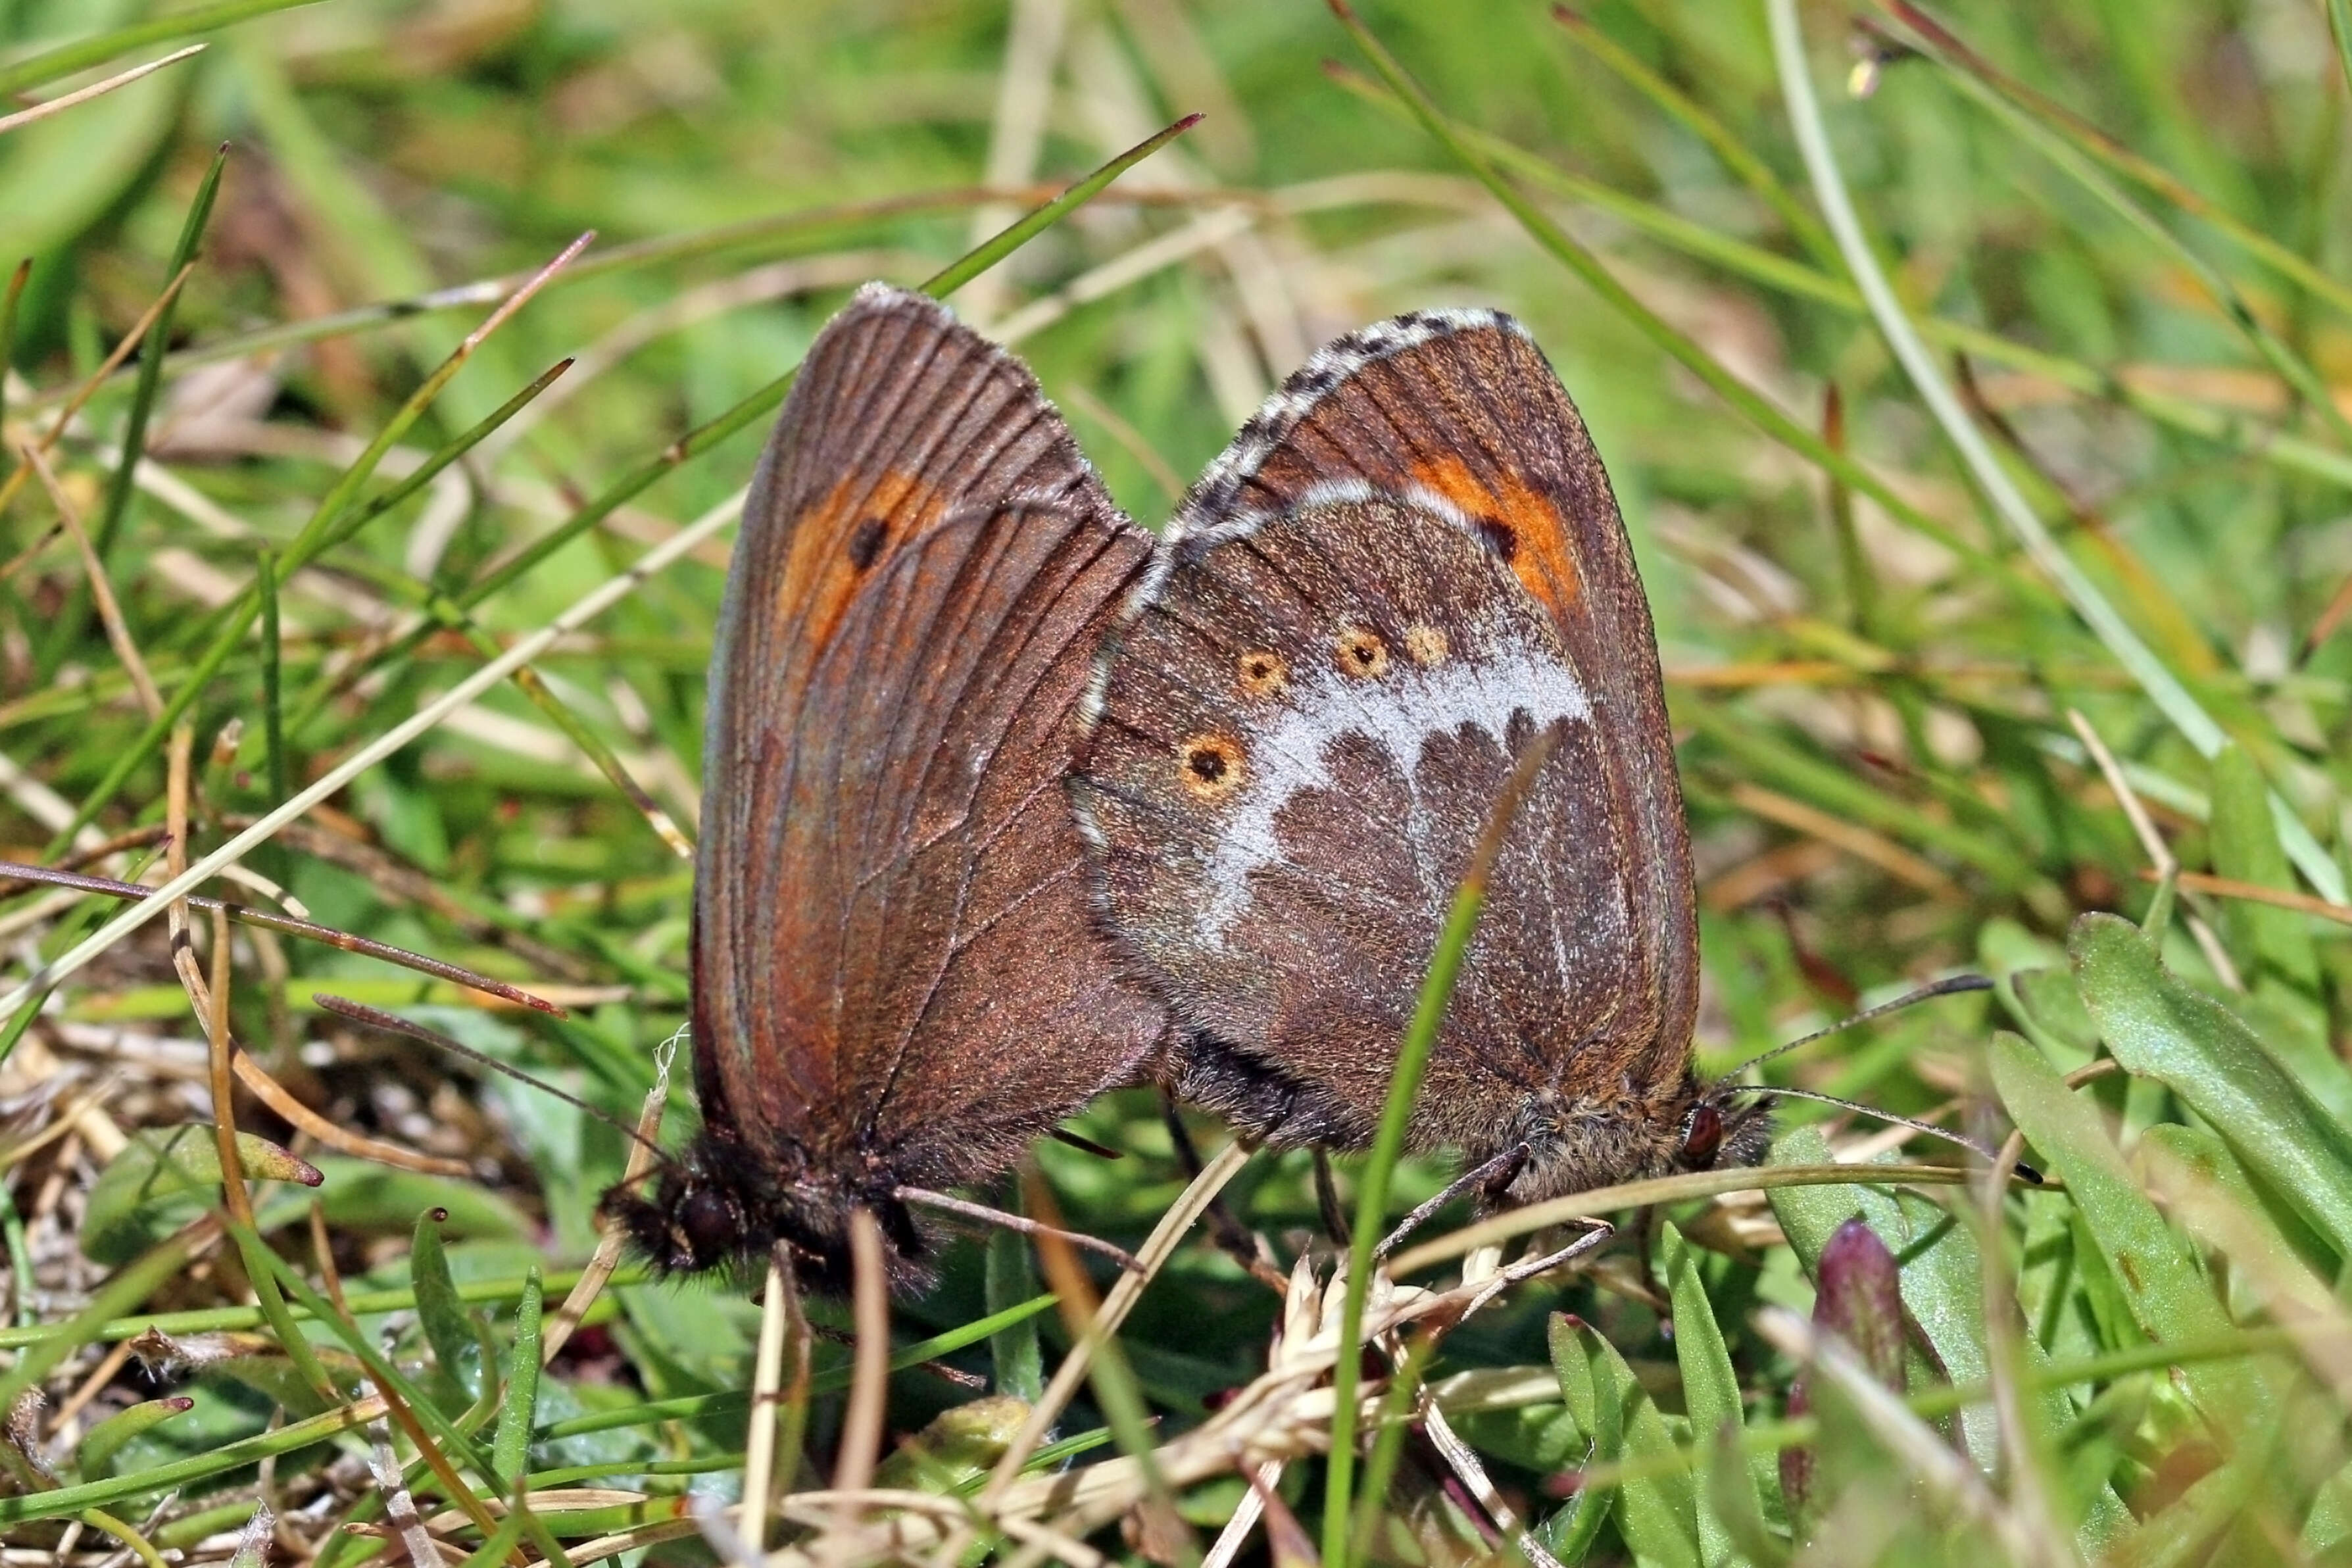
[
  {"x1": 698, "y1": 285, "x2": 1164, "y2": 1201},
  {"x1": 1075, "y1": 311, "x2": 1697, "y2": 1176}
]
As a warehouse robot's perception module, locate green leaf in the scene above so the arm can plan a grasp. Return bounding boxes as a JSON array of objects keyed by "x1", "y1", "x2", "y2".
[
  {"x1": 306, "y1": 1158, "x2": 528, "y2": 1240},
  {"x1": 2134, "y1": 1124, "x2": 2336, "y2": 1323},
  {"x1": 1702, "y1": 1418, "x2": 1788, "y2": 1567},
  {"x1": 2234, "y1": 979, "x2": 2352, "y2": 1131},
  {"x1": 1541, "y1": 1311, "x2": 1621, "y2": 1564},
  {"x1": 1986, "y1": 917, "x2": 2104, "y2": 1070},
  {"x1": 1548, "y1": 1315, "x2": 1701, "y2": 1568},
  {"x1": 2303, "y1": 1450, "x2": 2352, "y2": 1561},
  {"x1": 2070, "y1": 912, "x2": 2352, "y2": 1259},
  {"x1": 410, "y1": 1210, "x2": 482, "y2": 1404},
  {"x1": 0, "y1": 62, "x2": 182, "y2": 260},
  {"x1": 1989, "y1": 1031, "x2": 2267, "y2": 1437},
  {"x1": 875, "y1": 1394, "x2": 1033, "y2": 1493},
  {"x1": 73, "y1": 1396, "x2": 193, "y2": 1479},
  {"x1": 1661, "y1": 1221, "x2": 1764, "y2": 1565},
  {"x1": 491, "y1": 1267, "x2": 543, "y2": 1486},
  {"x1": 1444, "y1": 1400, "x2": 1586, "y2": 1473},
  {"x1": 82, "y1": 1127, "x2": 322, "y2": 1265}
]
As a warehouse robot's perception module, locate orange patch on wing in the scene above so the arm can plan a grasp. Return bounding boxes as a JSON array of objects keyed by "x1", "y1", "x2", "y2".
[
  {"x1": 1408, "y1": 455, "x2": 1582, "y2": 616},
  {"x1": 772, "y1": 469, "x2": 948, "y2": 656}
]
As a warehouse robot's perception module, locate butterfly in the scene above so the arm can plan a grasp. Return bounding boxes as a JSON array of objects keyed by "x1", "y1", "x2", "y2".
[
  {"x1": 606, "y1": 284, "x2": 1167, "y2": 1290},
  {"x1": 1071, "y1": 308, "x2": 1770, "y2": 1210}
]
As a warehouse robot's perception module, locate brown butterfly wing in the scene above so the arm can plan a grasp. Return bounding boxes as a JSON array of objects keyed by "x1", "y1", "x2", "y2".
[
  {"x1": 1075, "y1": 312, "x2": 1696, "y2": 1170},
  {"x1": 698, "y1": 283, "x2": 1164, "y2": 1195}
]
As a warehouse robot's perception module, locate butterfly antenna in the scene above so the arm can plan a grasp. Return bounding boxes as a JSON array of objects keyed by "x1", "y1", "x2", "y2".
[
  {"x1": 1724, "y1": 1082, "x2": 2042, "y2": 1185},
  {"x1": 314, "y1": 993, "x2": 677, "y2": 1169},
  {"x1": 1723, "y1": 973, "x2": 1993, "y2": 1083}
]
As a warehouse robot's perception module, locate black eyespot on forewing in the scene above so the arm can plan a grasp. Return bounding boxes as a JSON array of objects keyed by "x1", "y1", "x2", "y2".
[
  {"x1": 847, "y1": 517, "x2": 889, "y2": 570},
  {"x1": 1474, "y1": 516, "x2": 1518, "y2": 563}
]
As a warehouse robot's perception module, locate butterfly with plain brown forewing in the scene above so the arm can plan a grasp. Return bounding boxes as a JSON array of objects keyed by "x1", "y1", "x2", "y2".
[
  {"x1": 604, "y1": 283, "x2": 1166, "y2": 1292},
  {"x1": 1071, "y1": 308, "x2": 1771, "y2": 1212}
]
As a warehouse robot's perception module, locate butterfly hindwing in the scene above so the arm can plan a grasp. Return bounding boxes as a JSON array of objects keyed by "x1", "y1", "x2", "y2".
[{"x1": 1075, "y1": 311, "x2": 1697, "y2": 1174}]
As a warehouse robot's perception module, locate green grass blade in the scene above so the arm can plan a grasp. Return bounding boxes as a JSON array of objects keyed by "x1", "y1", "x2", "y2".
[
  {"x1": 1320, "y1": 863, "x2": 1484, "y2": 1568},
  {"x1": 985, "y1": 1222, "x2": 1044, "y2": 1404},
  {"x1": 90, "y1": 143, "x2": 224, "y2": 559},
  {"x1": 2333, "y1": 0, "x2": 2352, "y2": 107},
  {"x1": 1320, "y1": 723, "x2": 1562, "y2": 1568},
  {"x1": 0, "y1": 0, "x2": 316, "y2": 97},
  {"x1": 1550, "y1": 5, "x2": 1838, "y2": 266},
  {"x1": 1348, "y1": 1334, "x2": 1436, "y2": 1563},
  {"x1": 1766, "y1": 0, "x2": 2347, "y2": 908},
  {"x1": 919, "y1": 113, "x2": 1202, "y2": 299},
  {"x1": 2208, "y1": 746, "x2": 2322, "y2": 991},
  {"x1": 0, "y1": 258, "x2": 28, "y2": 439},
  {"x1": 255, "y1": 547, "x2": 285, "y2": 806}
]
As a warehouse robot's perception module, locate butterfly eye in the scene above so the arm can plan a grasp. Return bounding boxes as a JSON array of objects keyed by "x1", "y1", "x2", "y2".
[
  {"x1": 677, "y1": 1187, "x2": 740, "y2": 1269},
  {"x1": 1680, "y1": 1102, "x2": 1725, "y2": 1168}
]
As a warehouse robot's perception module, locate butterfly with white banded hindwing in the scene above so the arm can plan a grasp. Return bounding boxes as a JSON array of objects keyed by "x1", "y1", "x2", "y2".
[{"x1": 1071, "y1": 308, "x2": 1772, "y2": 1209}]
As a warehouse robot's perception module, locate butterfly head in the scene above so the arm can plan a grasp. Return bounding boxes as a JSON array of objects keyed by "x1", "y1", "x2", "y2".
[
  {"x1": 600, "y1": 1127, "x2": 929, "y2": 1292},
  {"x1": 1673, "y1": 1080, "x2": 1775, "y2": 1173},
  {"x1": 1483, "y1": 1067, "x2": 1773, "y2": 1207}
]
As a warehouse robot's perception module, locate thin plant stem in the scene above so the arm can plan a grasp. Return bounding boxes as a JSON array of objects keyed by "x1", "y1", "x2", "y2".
[
  {"x1": 1322, "y1": 725, "x2": 1560, "y2": 1568},
  {"x1": 0, "y1": 44, "x2": 204, "y2": 137}
]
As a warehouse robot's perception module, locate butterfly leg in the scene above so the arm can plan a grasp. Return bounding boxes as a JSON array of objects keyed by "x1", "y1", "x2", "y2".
[
  {"x1": 1372, "y1": 1143, "x2": 1533, "y2": 1260},
  {"x1": 1160, "y1": 1092, "x2": 1287, "y2": 1292},
  {"x1": 1312, "y1": 1150, "x2": 1351, "y2": 1247},
  {"x1": 892, "y1": 1186, "x2": 1144, "y2": 1274}
]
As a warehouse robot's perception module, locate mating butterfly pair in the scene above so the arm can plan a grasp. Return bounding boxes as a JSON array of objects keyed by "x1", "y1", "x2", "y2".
[{"x1": 604, "y1": 283, "x2": 1767, "y2": 1290}]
